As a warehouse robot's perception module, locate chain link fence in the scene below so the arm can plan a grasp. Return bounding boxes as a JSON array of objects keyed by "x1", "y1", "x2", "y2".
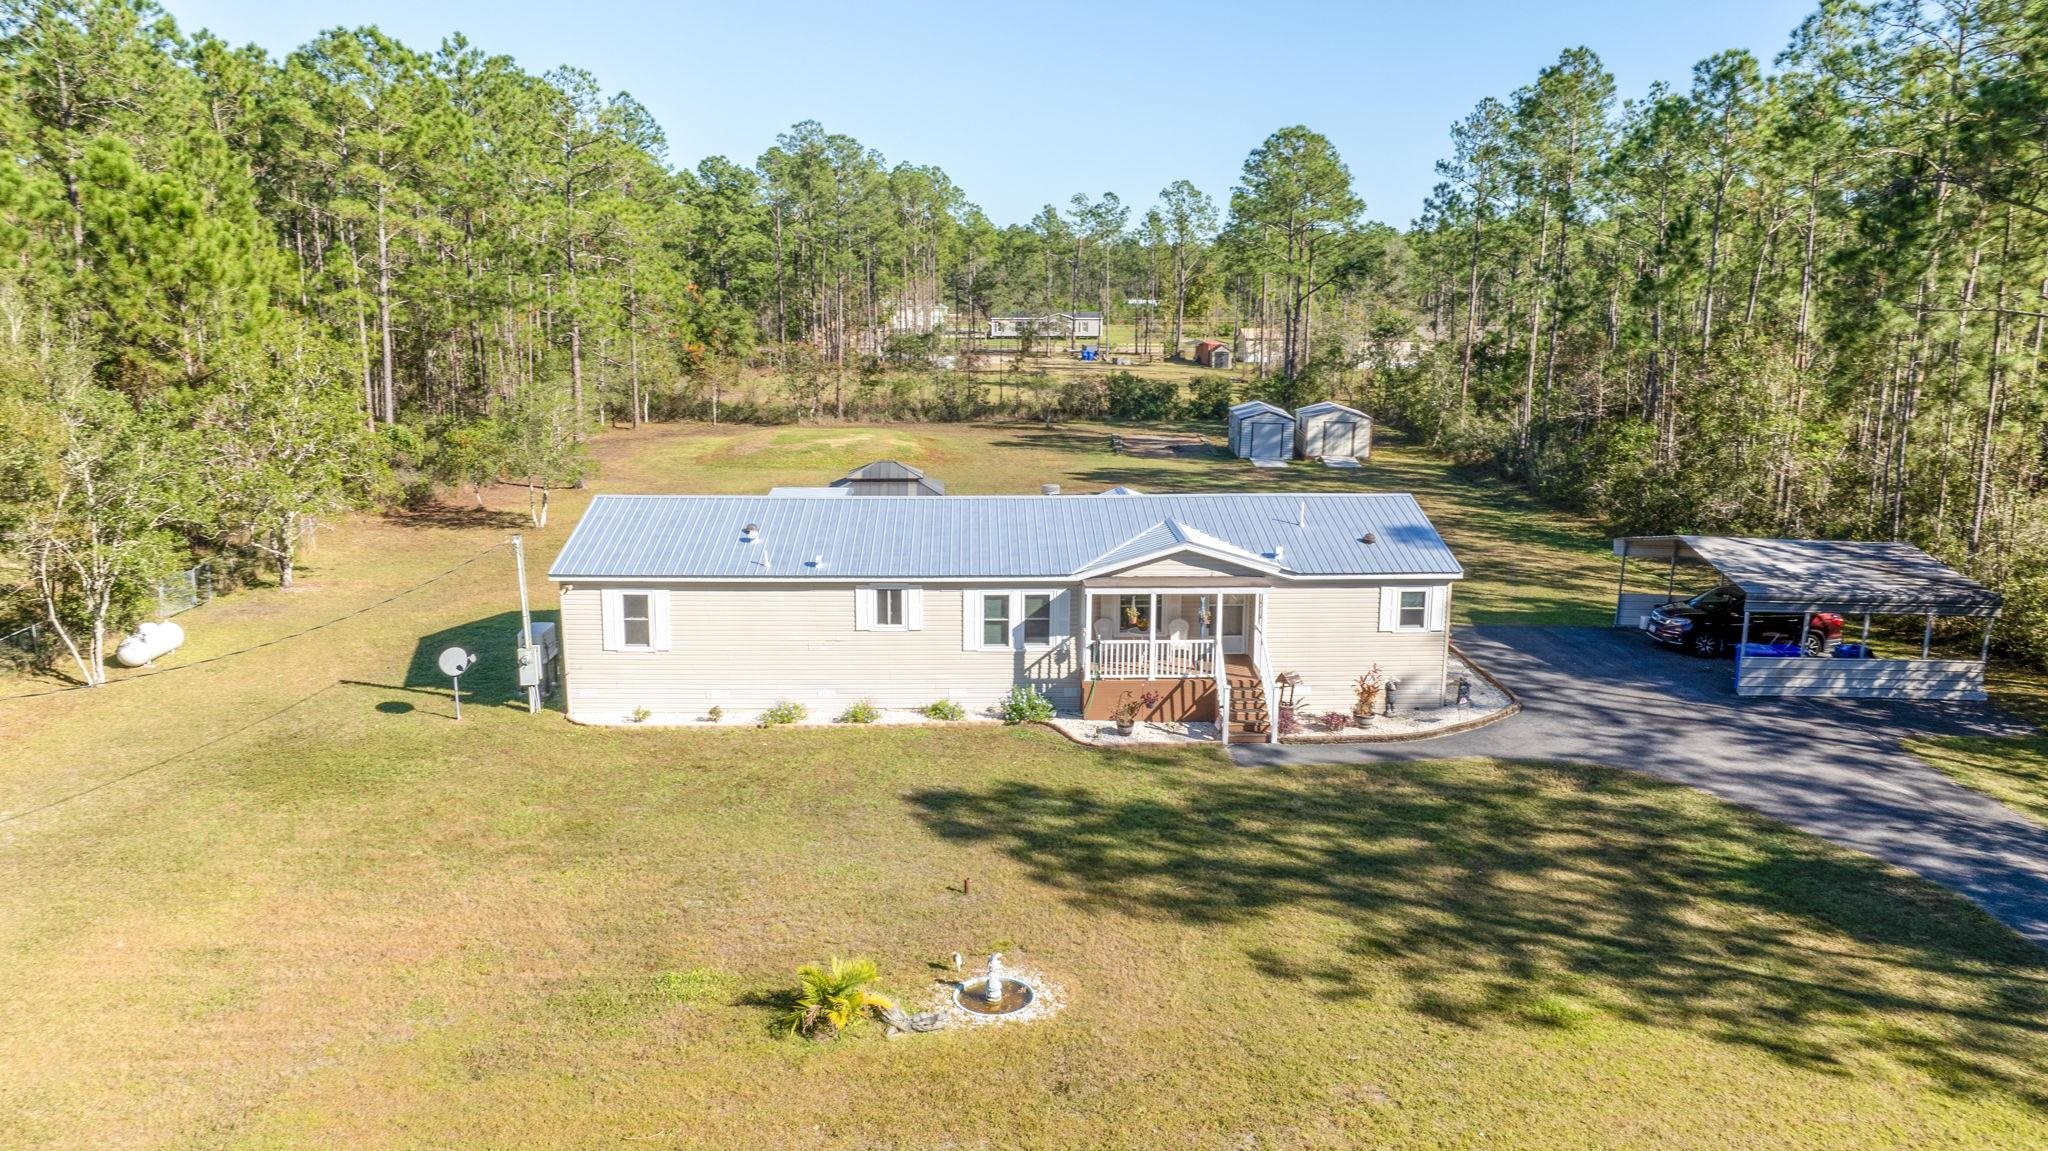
[
  {"x1": 156, "y1": 563, "x2": 215, "y2": 618},
  {"x1": 0, "y1": 621, "x2": 42, "y2": 668}
]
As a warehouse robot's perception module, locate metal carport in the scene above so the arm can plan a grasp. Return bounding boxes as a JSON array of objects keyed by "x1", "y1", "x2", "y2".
[{"x1": 1612, "y1": 535, "x2": 2002, "y2": 700}]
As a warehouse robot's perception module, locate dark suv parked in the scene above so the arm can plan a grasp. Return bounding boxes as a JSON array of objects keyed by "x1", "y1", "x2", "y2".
[{"x1": 1643, "y1": 585, "x2": 1843, "y2": 658}]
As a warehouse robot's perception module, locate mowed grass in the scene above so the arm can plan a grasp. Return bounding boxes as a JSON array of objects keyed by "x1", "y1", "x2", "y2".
[
  {"x1": 597, "y1": 420, "x2": 1617, "y2": 625},
  {"x1": 3, "y1": 419, "x2": 2047, "y2": 1148}
]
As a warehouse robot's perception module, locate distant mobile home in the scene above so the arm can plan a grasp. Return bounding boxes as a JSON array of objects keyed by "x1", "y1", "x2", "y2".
[
  {"x1": 1058, "y1": 311, "x2": 1104, "y2": 340},
  {"x1": 1294, "y1": 401, "x2": 1373, "y2": 461},
  {"x1": 1227, "y1": 400, "x2": 1294, "y2": 462}
]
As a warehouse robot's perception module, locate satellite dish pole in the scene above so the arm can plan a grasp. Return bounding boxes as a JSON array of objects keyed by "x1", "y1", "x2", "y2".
[
  {"x1": 438, "y1": 646, "x2": 480, "y2": 720},
  {"x1": 513, "y1": 534, "x2": 537, "y2": 715}
]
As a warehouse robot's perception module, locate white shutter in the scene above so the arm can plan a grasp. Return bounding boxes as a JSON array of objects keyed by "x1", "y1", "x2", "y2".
[
  {"x1": 650, "y1": 590, "x2": 673, "y2": 651},
  {"x1": 601, "y1": 588, "x2": 624, "y2": 652},
  {"x1": 905, "y1": 587, "x2": 925, "y2": 631},
  {"x1": 1427, "y1": 586, "x2": 1448, "y2": 631},
  {"x1": 962, "y1": 590, "x2": 979, "y2": 650},
  {"x1": 1378, "y1": 587, "x2": 1399, "y2": 633},
  {"x1": 855, "y1": 587, "x2": 876, "y2": 631}
]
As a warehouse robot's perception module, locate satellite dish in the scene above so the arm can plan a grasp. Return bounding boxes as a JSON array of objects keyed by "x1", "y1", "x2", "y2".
[{"x1": 438, "y1": 646, "x2": 478, "y2": 677}]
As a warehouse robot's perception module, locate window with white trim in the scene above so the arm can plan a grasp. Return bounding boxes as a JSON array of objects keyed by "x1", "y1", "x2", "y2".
[
  {"x1": 601, "y1": 588, "x2": 671, "y2": 652},
  {"x1": 981, "y1": 593, "x2": 1011, "y2": 647},
  {"x1": 1379, "y1": 586, "x2": 1445, "y2": 633},
  {"x1": 621, "y1": 593, "x2": 653, "y2": 648},
  {"x1": 856, "y1": 586, "x2": 922, "y2": 631},
  {"x1": 1021, "y1": 593, "x2": 1054, "y2": 646},
  {"x1": 1397, "y1": 590, "x2": 1427, "y2": 630}
]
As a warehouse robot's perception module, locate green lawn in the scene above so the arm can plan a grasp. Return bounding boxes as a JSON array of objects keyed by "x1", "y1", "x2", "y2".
[{"x1": 3, "y1": 420, "x2": 2046, "y2": 1148}]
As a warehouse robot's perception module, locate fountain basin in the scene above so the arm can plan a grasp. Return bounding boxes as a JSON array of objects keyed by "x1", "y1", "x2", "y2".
[{"x1": 954, "y1": 977, "x2": 1035, "y2": 1016}]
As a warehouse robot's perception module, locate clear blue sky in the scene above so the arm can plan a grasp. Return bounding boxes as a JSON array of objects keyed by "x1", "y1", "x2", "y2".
[{"x1": 161, "y1": 0, "x2": 1817, "y2": 228}]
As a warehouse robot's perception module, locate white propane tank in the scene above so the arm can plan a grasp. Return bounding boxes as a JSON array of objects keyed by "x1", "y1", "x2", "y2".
[{"x1": 115, "y1": 620, "x2": 185, "y2": 667}]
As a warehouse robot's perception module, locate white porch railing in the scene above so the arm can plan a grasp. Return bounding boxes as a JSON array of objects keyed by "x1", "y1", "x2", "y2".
[{"x1": 1091, "y1": 638, "x2": 1216, "y2": 679}]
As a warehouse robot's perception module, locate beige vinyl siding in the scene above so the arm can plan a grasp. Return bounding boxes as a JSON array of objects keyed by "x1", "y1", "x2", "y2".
[
  {"x1": 558, "y1": 582, "x2": 1079, "y2": 723},
  {"x1": 1262, "y1": 582, "x2": 1451, "y2": 708}
]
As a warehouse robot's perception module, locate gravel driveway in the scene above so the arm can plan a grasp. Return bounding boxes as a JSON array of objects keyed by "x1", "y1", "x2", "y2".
[{"x1": 1232, "y1": 625, "x2": 2048, "y2": 946}]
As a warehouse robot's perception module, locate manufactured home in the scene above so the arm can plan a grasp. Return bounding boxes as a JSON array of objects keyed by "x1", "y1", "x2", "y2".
[
  {"x1": 548, "y1": 492, "x2": 1463, "y2": 741},
  {"x1": 1058, "y1": 311, "x2": 1104, "y2": 340}
]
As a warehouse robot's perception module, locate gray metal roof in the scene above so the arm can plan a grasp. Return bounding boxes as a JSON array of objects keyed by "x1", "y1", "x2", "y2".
[
  {"x1": 768, "y1": 486, "x2": 848, "y2": 497},
  {"x1": 551, "y1": 493, "x2": 1463, "y2": 582},
  {"x1": 1228, "y1": 400, "x2": 1292, "y2": 420},
  {"x1": 1078, "y1": 520, "x2": 1277, "y2": 576},
  {"x1": 830, "y1": 459, "x2": 946, "y2": 494},
  {"x1": 1615, "y1": 535, "x2": 2001, "y2": 616},
  {"x1": 1295, "y1": 400, "x2": 1369, "y2": 420}
]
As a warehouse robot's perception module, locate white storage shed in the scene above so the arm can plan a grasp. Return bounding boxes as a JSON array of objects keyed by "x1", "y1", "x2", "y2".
[
  {"x1": 1227, "y1": 400, "x2": 1295, "y2": 462},
  {"x1": 1294, "y1": 401, "x2": 1373, "y2": 461}
]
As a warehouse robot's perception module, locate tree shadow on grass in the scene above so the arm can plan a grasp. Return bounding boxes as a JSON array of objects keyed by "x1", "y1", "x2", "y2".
[
  {"x1": 906, "y1": 755, "x2": 2048, "y2": 1107},
  {"x1": 374, "y1": 609, "x2": 561, "y2": 713}
]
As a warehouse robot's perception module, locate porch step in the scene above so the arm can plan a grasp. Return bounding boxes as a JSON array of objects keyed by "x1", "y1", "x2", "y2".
[{"x1": 1224, "y1": 672, "x2": 1271, "y2": 739}]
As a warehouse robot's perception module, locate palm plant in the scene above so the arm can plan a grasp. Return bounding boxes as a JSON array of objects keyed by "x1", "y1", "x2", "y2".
[{"x1": 780, "y1": 956, "x2": 894, "y2": 1038}]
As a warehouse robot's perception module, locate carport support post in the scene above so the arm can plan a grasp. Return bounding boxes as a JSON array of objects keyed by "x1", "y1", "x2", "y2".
[
  {"x1": 1981, "y1": 617, "x2": 1995, "y2": 663},
  {"x1": 1615, "y1": 551, "x2": 1629, "y2": 623},
  {"x1": 1666, "y1": 552, "x2": 1677, "y2": 597},
  {"x1": 1922, "y1": 612, "x2": 1934, "y2": 659}
]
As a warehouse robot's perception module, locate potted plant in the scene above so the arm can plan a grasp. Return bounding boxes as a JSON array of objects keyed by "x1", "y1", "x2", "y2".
[
  {"x1": 1110, "y1": 692, "x2": 1143, "y2": 735},
  {"x1": 1353, "y1": 665, "x2": 1384, "y2": 726}
]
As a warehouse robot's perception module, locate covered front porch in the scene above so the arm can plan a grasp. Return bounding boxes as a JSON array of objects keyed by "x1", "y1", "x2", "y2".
[{"x1": 1078, "y1": 587, "x2": 1275, "y2": 742}]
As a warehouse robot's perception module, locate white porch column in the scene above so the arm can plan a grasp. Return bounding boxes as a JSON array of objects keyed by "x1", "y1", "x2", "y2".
[
  {"x1": 1079, "y1": 590, "x2": 1092, "y2": 697},
  {"x1": 1147, "y1": 593, "x2": 1159, "y2": 679}
]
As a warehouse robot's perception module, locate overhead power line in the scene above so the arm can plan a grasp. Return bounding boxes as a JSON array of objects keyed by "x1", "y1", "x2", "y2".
[{"x1": 0, "y1": 540, "x2": 511, "y2": 704}]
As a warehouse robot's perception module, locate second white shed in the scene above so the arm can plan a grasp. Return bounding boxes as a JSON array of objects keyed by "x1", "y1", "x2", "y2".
[
  {"x1": 1294, "y1": 400, "x2": 1373, "y2": 461},
  {"x1": 1227, "y1": 400, "x2": 1296, "y2": 462}
]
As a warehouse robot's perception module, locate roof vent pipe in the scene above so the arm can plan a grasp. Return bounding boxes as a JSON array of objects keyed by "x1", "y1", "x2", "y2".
[
  {"x1": 741, "y1": 523, "x2": 760, "y2": 543},
  {"x1": 810, "y1": 554, "x2": 824, "y2": 569},
  {"x1": 1299, "y1": 500, "x2": 1307, "y2": 529},
  {"x1": 1361, "y1": 531, "x2": 1377, "y2": 545},
  {"x1": 1042, "y1": 483, "x2": 1061, "y2": 496}
]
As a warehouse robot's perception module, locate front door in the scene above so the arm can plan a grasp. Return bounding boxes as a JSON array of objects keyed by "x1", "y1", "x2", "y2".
[{"x1": 1221, "y1": 599, "x2": 1248, "y2": 655}]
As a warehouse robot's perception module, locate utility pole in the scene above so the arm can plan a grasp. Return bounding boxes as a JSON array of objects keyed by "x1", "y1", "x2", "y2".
[{"x1": 513, "y1": 534, "x2": 538, "y2": 714}]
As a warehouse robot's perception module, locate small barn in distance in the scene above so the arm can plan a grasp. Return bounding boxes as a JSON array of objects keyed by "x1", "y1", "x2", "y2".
[
  {"x1": 830, "y1": 460, "x2": 946, "y2": 497},
  {"x1": 1193, "y1": 339, "x2": 1232, "y2": 369},
  {"x1": 1227, "y1": 400, "x2": 1295, "y2": 463},
  {"x1": 1295, "y1": 401, "x2": 1373, "y2": 462}
]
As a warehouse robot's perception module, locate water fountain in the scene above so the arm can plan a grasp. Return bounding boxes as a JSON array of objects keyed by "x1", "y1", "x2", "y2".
[{"x1": 954, "y1": 951, "x2": 1035, "y2": 1016}]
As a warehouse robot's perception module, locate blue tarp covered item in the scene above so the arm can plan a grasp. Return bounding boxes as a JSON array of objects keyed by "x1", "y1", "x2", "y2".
[
  {"x1": 1739, "y1": 642, "x2": 1806, "y2": 658},
  {"x1": 1080, "y1": 346, "x2": 1097, "y2": 360},
  {"x1": 1832, "y1": 642, "x2": 1875, "y2": 659}
]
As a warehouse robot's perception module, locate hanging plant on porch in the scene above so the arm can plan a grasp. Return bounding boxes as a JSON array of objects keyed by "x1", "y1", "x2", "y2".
[{"x1": 1123, "y1": 602, "x2": 1144, "y2": 629}]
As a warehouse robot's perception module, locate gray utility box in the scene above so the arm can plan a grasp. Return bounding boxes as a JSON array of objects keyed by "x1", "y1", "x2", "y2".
[{"x1": 515, "y1": 620, "x2": 561, "y2": 692}]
